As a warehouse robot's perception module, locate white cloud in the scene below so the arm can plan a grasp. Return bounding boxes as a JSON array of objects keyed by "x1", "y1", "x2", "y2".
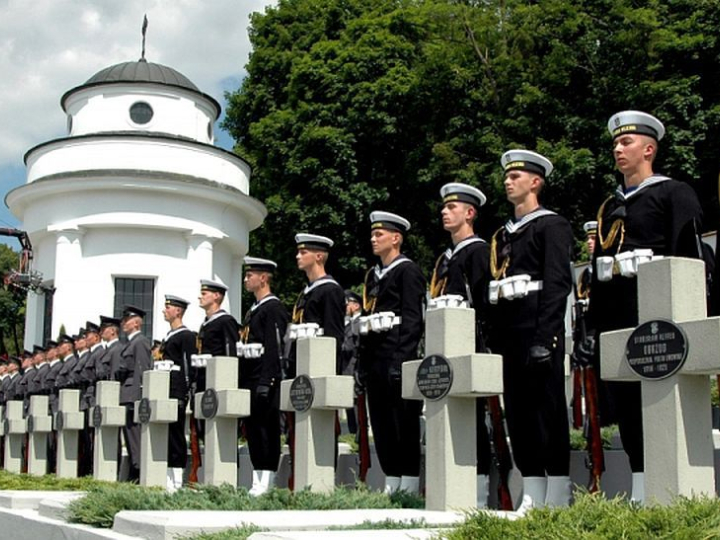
[{"x1": 0, "y1": 0, "x2": 276, "y2": 172}]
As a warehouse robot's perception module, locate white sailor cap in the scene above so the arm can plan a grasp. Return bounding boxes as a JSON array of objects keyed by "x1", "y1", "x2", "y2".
[
  {"x1": 440, "y1": 183, "x2": 486, "y2": 208},
  {"x1": 369, "y1": 211, "x2": 411, "y2": 234},
  {"x1": 583, "y1": 221, "x2": 598, "y2": 235},
  {"x1": 243, "y1": 256, "x2": 278, "y2": 273},
  {"x1": 608, "y1": 110, "x2": 665, "y2": 141},
  {"x1": 295, "y1": 233, "x2": 334, "y2": 251},
  {"x1": 501, "y1": 149, "x2": 554, "y2": 178},
  {"x1": 200, "y1": 279, "x2": 228, "y2": 294},
  {"x1": 165, "y1": 295, "x2": 190, "y2": 309}
]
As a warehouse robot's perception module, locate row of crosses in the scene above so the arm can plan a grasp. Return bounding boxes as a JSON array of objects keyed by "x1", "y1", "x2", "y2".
[{"x1": 0, "y1": 258, "x2": 715, "y2": 509}]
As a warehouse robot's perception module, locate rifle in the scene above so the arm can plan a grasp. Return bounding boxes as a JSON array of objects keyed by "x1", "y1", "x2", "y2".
[
  {"x1": 584, "y1": 364, "x2": 604, "y2": 492},
  {"x1": 187, "y1": 382, "x2": 202, "y2": 484},
  {"x1": 487, "y1": 396, "x2": 513, "y2": 510},
  {"x1": 286, "y1": 411, "x2": 295, "y2": 491},
  {"x1": 570, "y1": 272, "x2": 586, "y2": 431},
  {"x1": 572, "y1": 368, "x2": 583, "y2": 429},
  {"x1": 356, "y1": 388, "x2": 371, "y2": 482},
  {"x1": 570, "y1": 262, "x2": 604, "y2": 492}
]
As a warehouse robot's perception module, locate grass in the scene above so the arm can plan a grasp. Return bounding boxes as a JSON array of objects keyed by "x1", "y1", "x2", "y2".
[
  {"x1": 0, "y1": 470, "x2": 107, "y2": 491},
  {"x1": 4, "y1": 471, "x2": 720, "y2": 539},
  {"x1": 66, "y1": 482, "x2": 424, "y2": 528},
  {"x1": 178, "y1": 525, "x2": 265, "y2": 540},
  {"x1": 447, "y1": 492, "x2": 720, "y2": 539}
]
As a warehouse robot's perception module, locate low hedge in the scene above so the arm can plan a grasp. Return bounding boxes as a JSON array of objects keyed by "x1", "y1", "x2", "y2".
[
  {"x1": 448, "y1": 492, "x2": 720, "y2": 539},
  {"x1": 66, "y1": 482, "x2": 424, "y2": 528}
]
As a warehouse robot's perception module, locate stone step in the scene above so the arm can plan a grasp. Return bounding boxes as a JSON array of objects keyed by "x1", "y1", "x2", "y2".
[
  {"x1": 0, "y1": 489, "x2": 84, "y2": 509},
  {"x1": 111, "y1": 508, "x2": 477, "y2": 540},
  {"x1": 0, "y1": 507, "x2": 137, "y2": 540}
]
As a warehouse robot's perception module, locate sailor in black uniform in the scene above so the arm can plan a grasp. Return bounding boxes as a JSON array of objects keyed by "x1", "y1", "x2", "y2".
[
  {"x1": 194, "y1": 279, "x2": 239, "y2": 442},
  {"x1": 160, "y1": 294, "x2": 197, "y2": 491},
  {"x1": 488, "y1": 149, "x2": 573, "y2": 507},
  {"x1": 288, "y1": 234, "x2": 345, "y2": 378},
  {"x1": 430, "y1": 182, "x2": 495, "y2": 507},
  {"x1": 358, "y1": 212, "x2": 426, "y2": 494},
  {"x1": 588, "y1": 111, "x2": 703, "y2": 503},
  {"x1": 196, "y1": 280, "x2": 239, "y2": 392},
  {"x1": 239, "y1": 257, "x2": 289, "y2": 495}
]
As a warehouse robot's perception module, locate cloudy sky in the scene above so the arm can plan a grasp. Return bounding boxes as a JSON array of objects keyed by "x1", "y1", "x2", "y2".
[{"x1": 0, "y1": 0, "x2": 275, "y2": 241}]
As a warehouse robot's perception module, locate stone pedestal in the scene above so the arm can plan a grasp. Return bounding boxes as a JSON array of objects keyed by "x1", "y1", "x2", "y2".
[
  {"x1": 403, "y1": 306, "x2": 503, "y2": 511},
  {"x1": 27, "y1": 395, "x2": 53, "y2": 476},
  {"x1": 3, "y1": 401, "x2": 25, "y2": 473},
  {"x1": 194, "y1": 356, "x2": 250, "y2": 486},
  {"x1": 136, "y1": 370, "x2": 179, "y2": 487},
  {"x1": 90, "y1": 381, "x2": 126, "y2": 482},
  {"x1": 55, "y1": 389, "x2": 84, "y2": 478},
  {"x1": 601, "y1": 257, "x2": 720, "y2": 504},
  {"x1": 280, "y1": 337, "x2": 354, "y2": 493}
]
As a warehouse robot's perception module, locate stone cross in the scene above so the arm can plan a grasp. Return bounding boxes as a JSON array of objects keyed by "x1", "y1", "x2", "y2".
[
  {"x1": 3, "y1": 400, "x2": 25, "y2": 473},
  {"x1": 135, "y1": 370, "x2": 179, "y2": 488},
  {"x1": 194, "y1": 356, "x2": 250, "y2": 486},
  {"x1": 402, "y1": 305, "x2": 503, "y2": 511},
  {"x1": 27, "y1": 395, "x2": 53, "y2": 476},
  {"x1": 55, "y1": 389, "x2": 85, "y2": 478},
  {"x1": 601, "y1": 257, "x2": 720, "y2": 504},
  {"x1": 90, "y1": 381, "x2": 126, "y2": 482},
  {"x1": 280, "y1": 337, "x2": 354, "y2": 493}
]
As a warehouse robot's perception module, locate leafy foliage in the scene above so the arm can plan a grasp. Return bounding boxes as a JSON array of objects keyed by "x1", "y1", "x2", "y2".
[
  {"x1": 569, "y1": 424, "x2": 619, "y2": 451},
  {"x1": 0, "y1": 470, "x2": 107, "y2": 491},
  {"x1": 67, "y1": 482, "x2": 424, "y2": 529},
  {"x1": 447, "y1": 492, "x2": 720, "y2": 539},
  {"x1": 0, "y1": 244, "x2": 25, "y2": 355},
  {"x1": 226, "y1": 0, "x2": 720, "y2": 301}
]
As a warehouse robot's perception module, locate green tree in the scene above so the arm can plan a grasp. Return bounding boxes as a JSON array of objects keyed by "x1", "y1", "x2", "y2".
[
  {"x1": 0, "y1": 244, "x2": 26, "y2": 356},
  {"x1": 225, "y1": 0, "x2": 720, "y2": 302}
]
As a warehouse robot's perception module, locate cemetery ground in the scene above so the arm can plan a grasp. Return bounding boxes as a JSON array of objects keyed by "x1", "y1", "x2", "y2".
[{"x1": 3, "y1": 471, "x2": 720, "y2": 539}]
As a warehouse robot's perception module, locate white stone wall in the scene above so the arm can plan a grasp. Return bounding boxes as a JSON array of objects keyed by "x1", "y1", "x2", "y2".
[
  {"x1": 25, "y1": 137, "x2": 250, "y2": 193},
  {"x1": 64, "y1": 84, "x2": 218, "y2": 143}
]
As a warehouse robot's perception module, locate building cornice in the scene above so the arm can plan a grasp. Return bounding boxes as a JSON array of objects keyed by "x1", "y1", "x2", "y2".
[{"x1": 23, "y1": 131, "x2": 251, "y2": 174}]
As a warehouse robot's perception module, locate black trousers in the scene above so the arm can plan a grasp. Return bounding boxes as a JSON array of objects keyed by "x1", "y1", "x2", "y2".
[
  {"x1": 497, "y1": 332, "x2": 570, "y2": 477},
  {"x1": 608, "y1": 380, "x2": 644, "y2": 472},
  {"x1": 243, "y1": 384, "x2": 281, "y2": 471},
  {"x1": 168, "y1": 400, "x2": 188, "y2": 469},
  {"x1": 123, "y1": 404, "x2": 141, "y2": 481},
  {"x1": 476, "y1": 398, "x2": 492, "y2": 475},
  {"x1": 366, "y1": 368, "x2": 422, "y2": 478}
]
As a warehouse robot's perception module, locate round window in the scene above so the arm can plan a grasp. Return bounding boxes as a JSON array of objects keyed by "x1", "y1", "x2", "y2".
[{"x1": 129, "y1": 102, "x2": 153, "y2": 125}]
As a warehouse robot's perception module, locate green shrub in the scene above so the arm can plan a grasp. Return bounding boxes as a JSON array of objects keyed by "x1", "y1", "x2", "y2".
[
  {"x1": 447, "y1": 492, "x2": 720, "y2": 539},
  {"x1": 0, "y1": 471, "x2": 106, "y2": 491},
  {"x1": 569, "y1": 425, "x2": 618, "y2": 451},
  {"x1": 66, "y1": 482, "x2": 424, "y2": 528}
]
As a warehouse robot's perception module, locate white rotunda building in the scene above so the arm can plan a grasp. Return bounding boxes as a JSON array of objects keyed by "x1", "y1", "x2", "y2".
[{"x1": 6, "y1": 58, "x2": 265, "y2": 344}]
